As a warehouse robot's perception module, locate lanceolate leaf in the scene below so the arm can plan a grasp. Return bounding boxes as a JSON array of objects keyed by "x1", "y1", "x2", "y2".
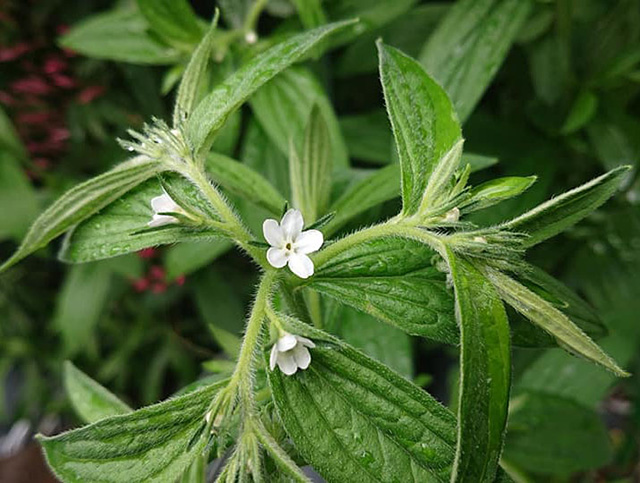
[
  {"x1": 516, "y1": 263, "x2": 606, "y2": 339},
  {"x1": 172, "y1": 11, "x2": 219, "y2": 125},
  {"x1": 290, "y1": 105, "x2": 333, "y2": 222},
  {"x1": 54, "y1": 263, "x2": 112, "y2": 355},
  {"x1": 186, "y1": 20, "x2": 356, "y2": 155},
  {"x1": 39, "y1": 381, "x2": 224, "y2": 483},
  {"x1": 60, "y1": 174, "x2": 222, "y2": 263},
  {"x1": 0, "y1": 152, "x2": 39, "y2": 241},
  {"x1": 462, "y1": 176, "x2": 537, "y2": 213},
  {"x1": 503, "y1": 166, "x2": 630, "y2": 247},
  {"x1": 1, "y1": 157, "x2": 161, "y2": 272},
  {"x1": 268, "y1": 316, "x2": 457, "y2": 482},
  {"x1": 59, "y1": 8, "x2": 181, "y2": 65},
  {"x1": 137, "y1": 0, "x2": 203, "y2": 47},
  {"x1": 419, "y1": 0, "x2": 532, "y2": 122},
  {"x1": 445, "y1": 249, "x2": 511, "y2": 483},
  {"x1": 486, "y1": 268, "x2": 628, "y2": 376},
  {"x1": 307, "y1": 237, "x2": 458, "y2": 344},
  {"x1": 250, "y1": 66, "x2": 349, "y2": 170},
  {"x1": 377, "y1": 41, "x2": 462, "y2": 215},
  {"x1": 64, "y1": 362, "x2": 131, "y2": 424},
  {"x1": 206, "y1": 153, "x2": 286, "y2": 216}
]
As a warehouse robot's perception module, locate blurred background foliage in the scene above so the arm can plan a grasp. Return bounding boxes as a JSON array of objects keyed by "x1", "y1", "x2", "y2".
[{"x1": 0, "y1": 0, "x2": 639, "y2": 480}]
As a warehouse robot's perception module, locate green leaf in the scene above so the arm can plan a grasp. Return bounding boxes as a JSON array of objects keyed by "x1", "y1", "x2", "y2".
[
  {"x1": 38, "y1": 381, "x2": 224, "y2": 482},
  {"x1": 503, "y1": 392, "x2": 612, "y2": 474},
  {"x1": 59, "y1": 174, "x2": 222, "y2": 263},
  {"x1": 290, "y1": 105, "x2": 332, "y2": 222},
  {"x1": 377, "y1": 41, "x2": 462, "y2": 215},
  {"x1": 308, "y1": 237, "x2": 458, "y2": 344},
  {"x1": 206, "y1": 153, "x2": 286, "y2": 216},
  {"x1": 137, "y1": 0, "x2": 203, "y2": 47},
  {"x1": 186, "y1": 20, "x2": 356, "y2": 155},
  {"x1": 172, "y1": 11, "x2": 218, "y2": 126},
  {"x1": 193, "y1": 269, "x2": 245, "y2": 358},
  {"x1": 462, "y1": 176, "x2": 536, "y2": 213},
  {"x1": 561, "y1": 90, "x2": 598, "y2": 135},
  {"x1": 516, "y1": 264, "x2": 606, "y2": 340},
  {"x1": 59, "y1": 8, "x2": 181, "y2": 65},
  {"x1": 64, "y1": 361, "x2": 131, "y2": 424},
  {"x1": 419, "y1": 0, "x2": 532, "y2": 122},
  {"x1": 486, "y1": 268, "x2": 628, "y2": 376},
  {"x1": 325, "y1": 164, "x2": 400, "y2": 235},
  {"x1": 445, "y1": 249, "x2": 511, "y2": 483},
  {"x1": 250, "y1": 66, "x2": 348, "y2": 170},
  {"x1": 53, "y1": 263, "x2": 112, "y2": 355},
  {"x1": 0, "y1": 152, "x2": 39, "y2": 241},
  {"x1": 503, "y1": 166, "x2": 630, "y2": 247},
  {"x1": 1, "y1": 157, "x2": 160, "y2": 272},
  {"x1": 291, "y1": 0, "x2": 326, "y2": 29},
  {"x1": 335, "y1": 305, "x2": 413, "y2": 379},
  {"x1": 339, "y1": 110, "x2": 394, "y2": 164},
  {"x1": 268, "y1": 316, "x2": 457, "y2": 482},
  {"x1": 0, "y1": 105, "x2": 26, "y2": 158}
]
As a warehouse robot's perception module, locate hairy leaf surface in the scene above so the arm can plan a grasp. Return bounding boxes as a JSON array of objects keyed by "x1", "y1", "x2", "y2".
[
  {"x1": 186, "y1": 20, "x2": 355, "y2": 154},
  {"x1": 308, "y1": 237, "x2": 458, "y2": 344},
  {"x1": 446, "y1": 249, "x2": 511, "y2": 482},
  {"x1": 378, "y1": 41, "x2": 462, "y2": 215},
  {"x1": 504, "y1": 166, "x2": 630, "y2": 247},
  {"x1": 39, "y1": 381, "x2": 223, "y2": 482},
  {"x1": 60, "y1": 174, "x2": 222, "y2": 263},
  {"x1": 1, "y1": 157, "x2": 160, "y2": 272},
  {"x1": 268, "y1": 317, "x2": 456, "y2": 482}
]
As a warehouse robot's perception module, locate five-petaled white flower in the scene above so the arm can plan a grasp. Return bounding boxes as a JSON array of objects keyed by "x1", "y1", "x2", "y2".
[
  {"x1": 263, "y1": 209, "x2": 323, "y2": 279},
  {"x1": 269, "y1": 332, "x2": 316, "y2": 376},
  {"x1": 148, "y1": 191, "x2": 184, "y2": 228}
]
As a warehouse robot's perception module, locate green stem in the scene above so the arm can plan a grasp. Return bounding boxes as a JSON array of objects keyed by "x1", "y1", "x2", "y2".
[
  {"x1": 229, "y1": 270, "x2": 278, "y2": 411},
  {"x1": 244, "y1": 0, "x2": 268, "y2": 35},
  {"x1": 184, "y1": 165, "x2": 265, "y2": 262}
]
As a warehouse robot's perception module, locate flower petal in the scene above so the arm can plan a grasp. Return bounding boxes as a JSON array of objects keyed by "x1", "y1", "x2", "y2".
[
  {"x1": 263, "y1": 219, "x2": 284, "y2": 247},
  {"x1": 269, "y1": 344, "x2": 278, "y2": 371},
  {"x1": 151, "y1": 192, "x2": 178, "y2": 214},
  {"x1": 267, "y1": 247, "x2": 289, "y2": 268},
  {"x1": 281, "y1": 209, "x2": 304, "y2": 240},
  {"x1": 147, "y1": 214, "x2": 178, "y2": 227},
  {"x1": 276, "y1": 352, "x2": 298, "y2": 375},
  {"x1": 294, "y1": 229, "x2": 323, "y2": 254},
  {"x1": 292, "y1": 344, "x2": 311, "y2": 370},
  {"x1": 295, "y1": 335, "x2": 316, "y2": 348},
  {"x1": 277, "y1": 333, "x2": 297, "y2": 351},
  {"x1": 288, "y1": 253, "x2": 314, "y2": 279}
]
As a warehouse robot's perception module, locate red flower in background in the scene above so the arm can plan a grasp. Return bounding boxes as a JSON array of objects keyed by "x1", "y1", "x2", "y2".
[{"x1": 0, "y1": 6, "x2": 106, "y2": 179}]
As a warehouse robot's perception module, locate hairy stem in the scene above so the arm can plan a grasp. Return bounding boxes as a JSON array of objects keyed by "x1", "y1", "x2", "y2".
[{"x1": 230, "y1": 270, "x2": 278, "y2": 411}]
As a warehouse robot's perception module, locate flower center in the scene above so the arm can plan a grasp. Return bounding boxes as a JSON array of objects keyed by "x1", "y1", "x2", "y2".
[{"x1": 285, "y1": 242, "x2": 292, "y2": 251}]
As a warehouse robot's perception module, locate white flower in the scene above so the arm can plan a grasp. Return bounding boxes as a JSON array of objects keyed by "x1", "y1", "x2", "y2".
[
  {"x1": 269, "y1": 333, "x2": 316, "y2": 376},
  {"x1": 148, "y1": 191, "x2": 184, "y2": 228},
  {"x1": 263, "y1": 209, "x2": 323, "y2": 279}
]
